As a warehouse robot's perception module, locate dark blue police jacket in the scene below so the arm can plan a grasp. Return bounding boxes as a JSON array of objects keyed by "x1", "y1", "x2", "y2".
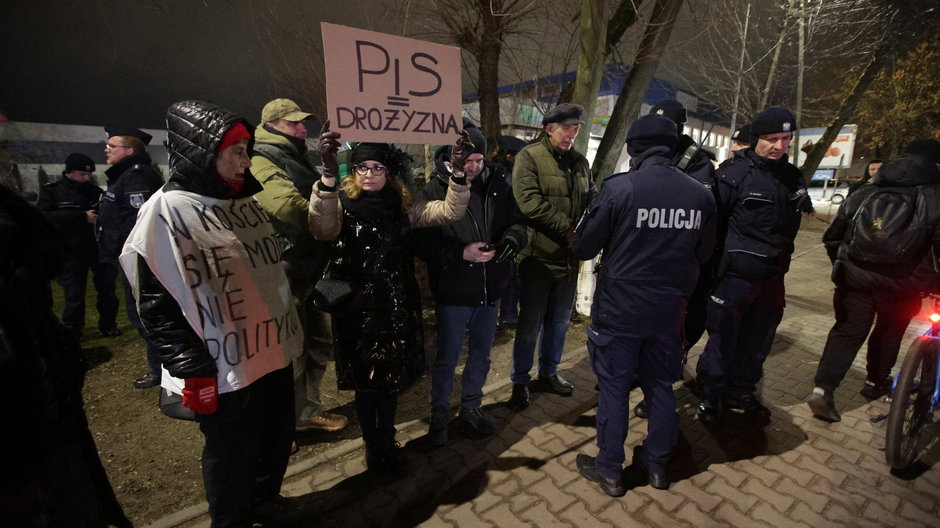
[
  {"x1": 97, "y1": 151, "x2": 164, "y2": 264},
  {"x1": 573, "y1": 146, "x2": 716, "y2": 330}
]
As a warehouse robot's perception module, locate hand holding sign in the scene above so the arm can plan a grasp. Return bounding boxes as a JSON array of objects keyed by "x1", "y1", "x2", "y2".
[
  {"x1": 318, "y1": 120, "x2": 342, "y2": 184},
  {"x1": 450, "y1": 130, "x2": 473, "y2": 176}
]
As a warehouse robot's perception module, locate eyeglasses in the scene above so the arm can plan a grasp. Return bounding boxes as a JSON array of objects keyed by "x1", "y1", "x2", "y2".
[
  {"x1": 354, "y1": 164, "x2": 388, "y2": 176},
  {"x1": 105, "y1": 143, "x2": 130, "y2": 150}
]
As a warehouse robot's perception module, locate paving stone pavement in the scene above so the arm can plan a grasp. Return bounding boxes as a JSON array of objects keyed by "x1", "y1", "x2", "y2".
[{"x1": 148, "y1": 215, "x2": 940, "y2": 528}]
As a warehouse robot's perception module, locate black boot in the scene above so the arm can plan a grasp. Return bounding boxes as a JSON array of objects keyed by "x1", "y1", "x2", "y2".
[{"x1": 696, "y1": 395, "x2": 723, "y2": 424}]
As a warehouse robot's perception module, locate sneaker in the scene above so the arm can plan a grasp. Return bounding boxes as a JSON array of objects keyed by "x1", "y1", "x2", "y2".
[
  {"x1": 100, "y1": 328, "x2": 123, "y2": 337},
  {"x1": 459, "y1": 406, "x2": 495, "y2": 435},
  {"x1": 428, "y1": 412, "x2": 449, "y2": 446},
  {"x1": 859, "y1": 377, "x2": 891, "y2": 400},
  {"x1": 296, "y1": 412, "x2": 348, "y2": 432},
  {"x1": 133, "y1": 372, "x2": 159, "y2": 389},
  {"x1": 807, "y1": 387, "x2": 841, "y2": 422}
]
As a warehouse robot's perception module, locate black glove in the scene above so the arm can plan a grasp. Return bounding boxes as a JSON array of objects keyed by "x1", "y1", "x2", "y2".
[
  {"x1": 450, "y1": 130, "x2": 473, "y2": 176},
  {"x1": 495, "y1": 238, "x2": 519, "y2": 263},
  {"x1": 317, "y1": 120, "x2": 342, "y2": 181}
]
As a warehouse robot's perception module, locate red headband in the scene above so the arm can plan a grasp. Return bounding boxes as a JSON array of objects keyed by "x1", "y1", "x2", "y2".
[{"x1": 217, "y1": 122, "x2": 250, "y2": 153}]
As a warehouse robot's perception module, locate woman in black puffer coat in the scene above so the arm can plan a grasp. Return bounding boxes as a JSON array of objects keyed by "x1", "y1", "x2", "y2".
[{"x1": 308, "y1": 125, "x2": 471, "y2": 474}]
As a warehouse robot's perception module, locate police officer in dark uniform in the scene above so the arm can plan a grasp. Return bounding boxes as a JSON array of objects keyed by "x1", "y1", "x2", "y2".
[
  {"x1": 36, "y1": 153, "x2": 120, "y2": 339},
  {"x1": 695, "y1": 106, "x2": 811, "y2": 423},
  {"x1": 98, "y1": 126, "x2": 164, "y2": 388},
  {"x1": 573, "y1": 115, "x2": 716, "y2": 496}
]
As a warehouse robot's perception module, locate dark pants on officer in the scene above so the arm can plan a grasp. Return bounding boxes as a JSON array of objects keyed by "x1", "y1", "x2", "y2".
[
  {"x1": 588, "y1": 313, "x2": 684, "y2": 480},
  {"x1": 696, "y1": 275, "x2": 785, "y2": 398},
  {"x1": 814, "y1": 287, "x2": 922, "y2": 392},
  {"x1": 57, "y1": 255, "x2": 119, "y2": 336},
  {"x1": 121, "y1": 270, "x2": 160, "y2": 376},
  {"x1": 197, "y1": 365, "x2": 294, "y2": 528}
]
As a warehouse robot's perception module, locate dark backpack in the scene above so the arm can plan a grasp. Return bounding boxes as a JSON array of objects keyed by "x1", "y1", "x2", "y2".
[{"x1": 847, "y1": 186, "x2": 929, "y2": 265}]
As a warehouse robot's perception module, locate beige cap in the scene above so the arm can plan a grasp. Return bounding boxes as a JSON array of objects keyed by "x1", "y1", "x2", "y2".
[{"x1": 261, "y1": 98, "x2": 312, "y2": 123}]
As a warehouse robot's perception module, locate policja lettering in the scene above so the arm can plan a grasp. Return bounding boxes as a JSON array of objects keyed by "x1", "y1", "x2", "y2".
[{"x1": 636, "y1": 208, "x2": 702, "y2": 229}]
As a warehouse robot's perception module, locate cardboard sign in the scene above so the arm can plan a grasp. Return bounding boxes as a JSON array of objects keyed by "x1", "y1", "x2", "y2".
[{"x1": 321, "y1": 22, "x2": 463, "y2": 145}]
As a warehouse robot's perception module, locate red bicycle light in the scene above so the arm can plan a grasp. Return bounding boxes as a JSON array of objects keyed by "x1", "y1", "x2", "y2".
[{"x1": 930, "y1": 313, "x2": 940, "y2": 323}]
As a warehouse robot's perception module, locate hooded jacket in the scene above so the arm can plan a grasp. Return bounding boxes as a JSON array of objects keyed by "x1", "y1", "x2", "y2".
[
  {"x1": 122, "y1": 101, "x2": 301, "y2": 391},
  {"x1": 824, "y1": 154, "x2": 940, "y2": 296}
]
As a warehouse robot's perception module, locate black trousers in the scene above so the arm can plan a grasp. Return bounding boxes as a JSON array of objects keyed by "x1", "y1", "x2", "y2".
[
  {"x1": 120, "y1": 270, "x2": 160, "y2": 375},
  {"x1": 814, "y1": 287, "x2": 922, "y2": 392},
  {"x1": 354, "y1": 390, "x2": 398, "y2": 445},
  {"x1": 196, "y1": 366, "x2": 294, "y2": 528},
  {"x1": 57, "y1": 255, "x2": 119, "y2": 336}
]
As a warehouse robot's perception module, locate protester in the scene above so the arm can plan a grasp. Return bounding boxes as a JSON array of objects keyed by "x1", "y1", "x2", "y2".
[
  {"x1": 695, "y1": 106, "x2": 811, "y2": 424},
  {"x1": 120, "y1": 100, "x2": 304, "y2": 527},
  {"x1": 508, "y1": 103, "x2": 597, "y2": 410},
  {"x1": 0, "y1": 184, "x2": 132, "y2": 528},
  {"x1": 573, "y1": 115, "x2": 715, "y2": 496},
  {"x1": 37, "y1": 153, "x2": 120, "y2": 340},
  {"x1": 98, "y1": 125, "x2": 164, "y2": 388},
  {"x1": 808, "y1": 139, "x2": 940, "y2": 421},
  {"x1": 308, "y1": 123, "x2": 471, "y2": 474},
  {"x1": 415, "y1": 124, "x2": 526, "y2": 446},
  {"x1": 847, "y1": 158, "x2": 884, "y2": 195},
  {"x1": 252, "y1": 98, "x2": 348, "y2": 435}
]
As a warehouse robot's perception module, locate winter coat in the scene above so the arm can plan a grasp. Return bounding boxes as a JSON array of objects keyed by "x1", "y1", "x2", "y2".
[
  {"x1": 308, "y1": 176, "x2": 469, "y2": 392},
  {"x1": 823, "y1": 154, "x2": 940, "y2": 296},
  {"x1": 0, "y1": 185, "x2": 132, "y2": 528},
  {"x1": 716, "y1": 148, "x2": 808, "y2": 281},
  {"x1": 251, "y1": 125, "x2": 327, "y2": 283},
  {"x1": 36, "y1": 176, "x2": 103, "y2": 259},
  {"x1": 573, "y1": 147, "x2": 716, "y2": 328},
  {"x1": 512, "y1": 135, "x2": 596, "y2": 281},
  {"x1": 97, "y1": 150, "x2": 164, "y2": 264},
  {"x1": 124, "y1": 100, "x2": 301, "y2": 389},
  {"x1": 414, "y1": 163, "x2": 527, "y2": 306}
]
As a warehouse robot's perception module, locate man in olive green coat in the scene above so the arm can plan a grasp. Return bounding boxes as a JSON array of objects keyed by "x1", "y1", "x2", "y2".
[
  {"x1": 508, "y1": 103, "x2": 596, "y2": 410},
  {"x1": 252, "y1": 98, "x2": 347, "y2": 434}
]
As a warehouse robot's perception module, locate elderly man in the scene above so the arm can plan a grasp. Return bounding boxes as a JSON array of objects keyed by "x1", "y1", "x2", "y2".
[
  {"x1": 37, "y1": 153, "x2": 120, "y2": 339},
  {"x1": 508, "y1": 103, "x2": 596, "y2": 410},
  {"x1": 695, "y1": 106, "x2": 811, "y2": 424},
  {"x1": 98, "y1": 126, "x2": 164, "y2": 388},
  {"x1": 252, "y1": 98, "x2": 348, "y2": 434}
]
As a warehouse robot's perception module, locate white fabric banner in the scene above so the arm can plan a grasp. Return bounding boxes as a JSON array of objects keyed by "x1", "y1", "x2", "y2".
[{"x1": 120, "y1": 189, "x2": 302, "y2": 395}]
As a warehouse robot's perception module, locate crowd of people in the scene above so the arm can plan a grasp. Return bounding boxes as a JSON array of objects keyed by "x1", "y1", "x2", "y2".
[{"x1": 8, "y1": 93, "x2": 940, "y2": 526}]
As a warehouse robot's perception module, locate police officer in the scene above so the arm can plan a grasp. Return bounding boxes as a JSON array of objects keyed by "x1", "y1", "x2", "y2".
[
  {"x1": 36, "y1": 153, "x2": 120, "y2": 339},
  {"x1": 98, "y1": 126, "x2": 164, "y2": 388},
  {"x1": 573, "y1": 115, "x2": 716, "y2": 496},
  {"x1": 695, "y1": 106, "x2": 810, "y2": 423}
]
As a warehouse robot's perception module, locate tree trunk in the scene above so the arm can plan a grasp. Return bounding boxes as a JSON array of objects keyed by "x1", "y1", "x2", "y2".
[
  {"x1": 591, "y1": 0, "x2": 684, "y2": 181},
  {"x1": 759, "y1": 0, "x2": 798, "y2": 109},
  {"x1": 799, "y1": 48, "x2": 890, "y2": 179},
  {"x1": 477, "y1": 8, "x2": 502, "y2": 155},
  {"x1": 572, "y1": 0, "x2": 609, "y2": 154}
]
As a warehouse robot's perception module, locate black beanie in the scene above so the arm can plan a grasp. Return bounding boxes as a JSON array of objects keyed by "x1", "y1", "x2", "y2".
[
  {"x1": 626, "y1": 115, "x2": 678, "y2": 157},
  {"x1": 731, "y1": 123, "x2": 752, "y2": 144},
  {"x1": 902, "y1": 139, "x2": 940, "y2": 164},
  {"x1": 750, "y1": 106, "x2": 796, "y2": 137},
  {"x1": 350, "y1": 143, "x2": 393, "y2": 166},
  {"x1": 64, "y1": 153, "x2": 95, "y2": 173},
  {"x1": 434, "y1": 145, "x2": 451, "y2": 176},
  {"x1": 465, "y1": 126, "x2": 487, "y2": 156},
  {"x1": 649, "y1": 99, "x2": 687, "y2": 124}
]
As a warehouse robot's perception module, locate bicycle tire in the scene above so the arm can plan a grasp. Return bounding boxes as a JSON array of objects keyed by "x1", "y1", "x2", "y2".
[{"x1": 885, "y1": 336, "x2": 938, "y2": 470}]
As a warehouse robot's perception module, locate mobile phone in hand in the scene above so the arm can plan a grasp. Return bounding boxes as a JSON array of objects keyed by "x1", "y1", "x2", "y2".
[{"x1": 479, "y1": 243, "x2": 495, "y2": 252}]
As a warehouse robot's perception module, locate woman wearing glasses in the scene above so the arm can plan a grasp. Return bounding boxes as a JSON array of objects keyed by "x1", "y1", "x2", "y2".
[{"x1": 309, "y1": 123, "x2": 472, "y2": 475}]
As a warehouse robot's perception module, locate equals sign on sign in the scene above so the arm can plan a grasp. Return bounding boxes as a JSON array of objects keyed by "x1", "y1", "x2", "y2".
[{"x1": 387, "y1": 96, "x2": 410, "y2": 107}]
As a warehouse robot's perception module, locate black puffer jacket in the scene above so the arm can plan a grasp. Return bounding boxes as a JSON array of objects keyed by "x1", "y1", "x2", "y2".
[
  {"x1": 136, "y1": 100, "x2": 264, "y2": 379},
  {"x1": 414, "y1": 163, "x2": 526, "y2": 306},
  {"x1": 329, "y1": 189, "x2": 425, "y2": 392},
  {"x1": 824, "y1": 154, "x2": 940, "y2": 296}
]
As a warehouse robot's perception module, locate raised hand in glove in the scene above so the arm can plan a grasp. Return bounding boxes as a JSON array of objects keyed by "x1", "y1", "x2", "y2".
[
  {"x1": 317, "y1": 120, "x2": 342, "y2": 184},
  {"x1": 495, "y1": 238, "x2": 520, "y2": 263},
  {"x1": 182, "y1": 376, "x2": 218, "y2": 415},
  {"x1": 450, "y1": 130, "x2": 473, "y2": 177}
]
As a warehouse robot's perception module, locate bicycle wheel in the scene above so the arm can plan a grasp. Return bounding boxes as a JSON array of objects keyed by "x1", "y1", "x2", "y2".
[{"x1": 885, "y1": 336, "x2": 938, "y2": 470}]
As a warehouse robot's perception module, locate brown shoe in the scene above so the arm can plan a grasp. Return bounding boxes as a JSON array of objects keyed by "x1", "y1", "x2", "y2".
[{"x1": 296, "y1": 412, "x2": 349, "y2": 432}]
